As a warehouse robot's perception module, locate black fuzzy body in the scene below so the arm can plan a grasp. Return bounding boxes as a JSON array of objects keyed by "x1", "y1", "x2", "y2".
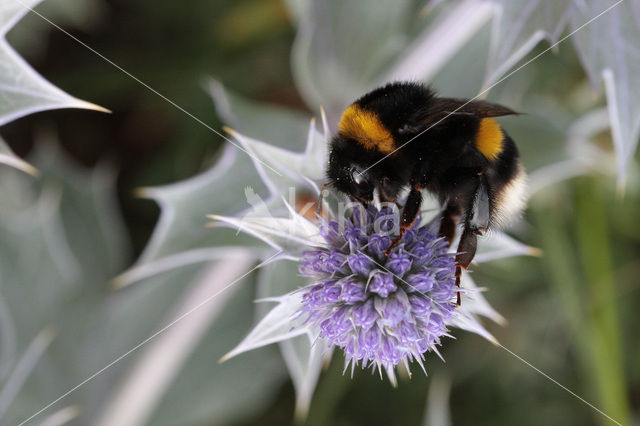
[{"x1": 327, "y1": 81, "x2": 523, "y2": 229}]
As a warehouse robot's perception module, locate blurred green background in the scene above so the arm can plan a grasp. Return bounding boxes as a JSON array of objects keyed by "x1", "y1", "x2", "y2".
[
  {"x1": 3, "y1": 0, "x2": 301, "y2": 255},
  {"x1": 1, "y1": 0, "x2": 638, "y2": 425}
]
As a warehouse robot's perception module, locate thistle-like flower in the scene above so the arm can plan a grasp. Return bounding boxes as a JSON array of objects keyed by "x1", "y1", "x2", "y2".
[{"x1": 298, "y1": 205, "x2": 456, "y2": 377}]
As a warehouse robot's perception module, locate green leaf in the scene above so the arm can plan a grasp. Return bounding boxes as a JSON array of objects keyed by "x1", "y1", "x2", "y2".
[
  {"x1": 475, "y1": 232, "x2": 541, "y2": 264},
  {"x1": 0, "y1": 137, "x2": 36, "y2": 175},
  {"x1": 382, "y1": 0, "x2": 493, "y2": 85},
  {"x1": 287, "y1": 0, "x2": 428, "y2": 116},
  {"x1": 0, "y1": 143, "x2": 128, "y2": 424},
  {"x1": 8, "y1": 0, "x2": 106, "y2": 58},
  {"x1": 119, "y1": 84, "x2": 326, "y2": 288},
  {"x1": 570, "y1": 0, "x2": 640, "y2": 186},
  {"x1": 484, "y1": 0, "x2": 639, "y2": 185},
  {"x1": 484, "y1": 0, "x2": 573, "y2": 87},
  {"x1": 280, "y1": 335, "x2": 330, "y2": 420},
  {"x1": 0, "y1": 0, "x2": 108, "y2": 127},
  {"x1": 256, "y1": 259, "x2": 329, "y2": 419},
  {"x1": 207, "y1": 79, "x2": 311, "y2": 150},
  {"x1": 94, "y1": 255, "x2": 287, "y2": 426},
  {"x1": 422, "y1": 373, "x2": 452, "y2": 426},
  {"x1": 0, "y1": 141, "x2": 286, "y2": 424},
  {"x1": 120, "y1": 144, "x2": 271, "y2": 287},
  {"x1": 574, "y1": 178, "x2": 631, "y2": 424},
  {"x1": 220, "y1": 291, "x2": 309, "y2": 362}
]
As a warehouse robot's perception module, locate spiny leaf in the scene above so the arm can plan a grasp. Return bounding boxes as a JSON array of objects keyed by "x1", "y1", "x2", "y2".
[
  {"x1": 0, "y1": 142, "x2": 128, "y2": 424},
  {"x1": 287, "y1": 0, "x2": 506, "y2": 122},
  {"x1": 475, "y1": 231, "x2": 542, "y2": 264},
  {"x1": 484, "y1": 0, "x2": 639, "y2": 185},
  {"x1": 0, "y1": 327, "x2": 55, "y2": 420},
  {"x1": 287, "y1": 0, "x2": 429, "y2": 118},
  {"x1": 382, "y1": 0, "x2": 493, "y2": 84},
  {"x1": 0, "y1": 0, "x2": 108, "y2": 127},
  {"x1": 484, "y1": 0, "x2": 573, "y2": 88},
  {"x1": 0, "y1": 137, "x2": 36, "y2": 175},
  {"x1": 460, "y1": 274, "x2": 506, "y2": 326},
  {"x1": 8, "y1": 0, "x2": 105, "y2": 57},
  {"x1": 207, "y1": 78, "x2": 311, "y2": 150},
  {"x1": 95, "y1": 255, "x2": 286, "y2": 426},
  {"x1": 208, "y1": 213, "x2": 324, "y2": 253},
  {"x1": 120, "y1": 82, "x2": 323, "y2": 288},
  {"x1": 220, "y1": 291, "x2": 310, "y2": 362},
  {"x1": 570, "y1": 0, "x2": 640, "y2": 187},
  {"x1": 257, "y1": 260, "x2": 329, "y2": 419},
  {"x1": 280, "y1": 335, "x2": 330, "y2": 420},
  {"x1": 1, "y1": 141, "x2": 285, "y2": 424},
  {"x1": 123, "y1": 144, "x2": 270, "y2": 286},
  {"x1": 224, "y1": 121, "x2": 326, "y2": 195}
]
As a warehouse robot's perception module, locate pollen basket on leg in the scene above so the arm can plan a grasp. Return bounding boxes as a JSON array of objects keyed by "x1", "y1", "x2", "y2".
[
  {"x1": 475, "y1": 118, "x2": 504, "y2": 160},
  {"x1": 338, "y1": 104, "x2": 395, "y2": 153}
]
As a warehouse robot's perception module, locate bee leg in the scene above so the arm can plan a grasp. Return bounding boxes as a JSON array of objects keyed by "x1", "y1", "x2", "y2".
[
  {"x1": 385, "y1": 186, "x2": 422, "y2": 256},
  {"x1": 454, "y1": 177, "x2": 490, "y2": 305},
  {"x1": 470, "y1": 175, "x2": 490, "y2": 233},
  {"x1": 454, "y1": 227, "x2": 479, "y2": 305},
  {"x1": 438, "y1": 204, "x2": 461, "y2": 247}
]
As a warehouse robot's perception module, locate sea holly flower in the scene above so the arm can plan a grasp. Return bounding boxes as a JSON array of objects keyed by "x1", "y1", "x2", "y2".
[
  {"x1": 209, "y1": 111, "x2": 536, "y2": 386},
  {"x1": 297, "y1": 206, "x2": 458, "y2": 380}
]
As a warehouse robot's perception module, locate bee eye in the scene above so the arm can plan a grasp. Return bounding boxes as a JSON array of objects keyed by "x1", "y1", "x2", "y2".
[{"x1": 351, "y1": 168, "x2": 366, "y2": 185}]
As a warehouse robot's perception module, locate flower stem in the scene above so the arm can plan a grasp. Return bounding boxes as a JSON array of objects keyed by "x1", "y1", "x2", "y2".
[
  {"x1": 302, "y1": 359, "x2": 351, "y2": 426},
  {"x1": 574, "y1": 178, "x2": 630, "y2": 425},
  {"x1": 534, "y1": 177, "x2": 630, "y2": 425}
]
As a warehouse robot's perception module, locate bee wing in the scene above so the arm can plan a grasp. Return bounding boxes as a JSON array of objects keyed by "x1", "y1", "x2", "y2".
[
  {"x1": 429, "y1": 98, "x2": 519, "y2": 118},
  {"x1": 402, "y1": 98, "x2": 519, "y2": 134}
]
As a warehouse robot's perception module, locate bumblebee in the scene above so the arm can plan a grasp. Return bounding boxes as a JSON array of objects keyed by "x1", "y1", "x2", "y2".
[{"x1": 326, "y1": 81, "x2": 527, "y2": 303}]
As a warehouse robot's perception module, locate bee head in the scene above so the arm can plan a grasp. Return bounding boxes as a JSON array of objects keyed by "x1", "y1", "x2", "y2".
[
  {"x1": 328, "y1": 134, "x2": 405, "y2": 205},
  {"x1": 327, "y1": 135, "x2": 374, "y2": 204},
  {"x1": 371, "y1": 171, "x2": 403, "y2": 203},
  {"x1": 328, "y1": 159, "x2": 374, "y2": 205}
]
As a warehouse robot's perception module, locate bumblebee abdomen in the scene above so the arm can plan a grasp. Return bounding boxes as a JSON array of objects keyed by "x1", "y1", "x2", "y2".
[
  {"x1": 486, "y1": 135, "x2": 527, "y2": 228},
  {"x1": 475, "y1": 118, "x2": 504, "y2": 160}
]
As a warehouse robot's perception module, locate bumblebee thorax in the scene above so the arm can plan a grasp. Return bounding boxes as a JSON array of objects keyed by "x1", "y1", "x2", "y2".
[{"x1": 338, "y1": 103, "x2": 395, "y2": 153}]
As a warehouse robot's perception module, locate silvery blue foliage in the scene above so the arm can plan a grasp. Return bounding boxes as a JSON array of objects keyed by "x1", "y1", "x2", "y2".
[
  {"x1": 486, "y1": 0, "x2": 640, "y2": 185},
  {"x1": 0, "y1": 0, "x2": 106, "y2": 175},
  {"x1": 6, "y1": 0, "x2": 634, "y2": 423},
  {"x1": 0, "y1": 0, "x2": 106, "y2": 127}
]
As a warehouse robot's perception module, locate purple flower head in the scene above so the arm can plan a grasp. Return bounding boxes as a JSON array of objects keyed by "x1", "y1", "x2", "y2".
[{"x1": 297, "y1": 205, "x2": 457, "y2": 374}]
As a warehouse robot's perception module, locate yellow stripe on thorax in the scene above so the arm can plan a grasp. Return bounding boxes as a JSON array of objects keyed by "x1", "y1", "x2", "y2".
[
  {"x1": 338, "y1": 104, "x2": 395, "y2": 153},
  {"x1": 475, "y1": 118, "x2": 504, "y2": 160}
]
